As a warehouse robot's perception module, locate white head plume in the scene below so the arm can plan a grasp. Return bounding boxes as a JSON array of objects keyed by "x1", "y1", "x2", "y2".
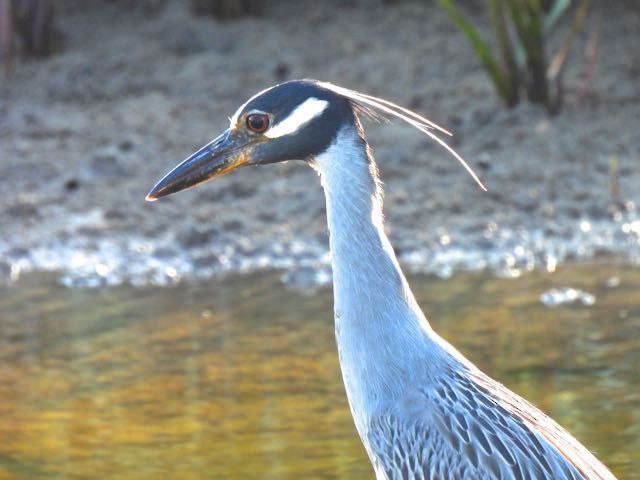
[{"x1": 318, "y1": 81, "x2": 487, "y2": 192}]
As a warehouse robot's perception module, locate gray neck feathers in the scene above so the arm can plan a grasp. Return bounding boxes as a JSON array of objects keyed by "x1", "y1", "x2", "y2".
[
  {"x1": 311, "y1": 124, "x2": 438, "y2": 434},
  {"x1": 312, "y1": 125, "x2": 402, "y2": 301}
]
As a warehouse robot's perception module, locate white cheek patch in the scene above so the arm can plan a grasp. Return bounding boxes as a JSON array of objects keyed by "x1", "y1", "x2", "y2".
[{"x1": 264, "y1": 97, "x2": 329, "y2": 139}]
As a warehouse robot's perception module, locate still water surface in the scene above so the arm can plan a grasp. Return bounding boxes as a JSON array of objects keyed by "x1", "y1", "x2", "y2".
[{"x1": 0, "y1": 262, "x2": 639, "y2": 479}]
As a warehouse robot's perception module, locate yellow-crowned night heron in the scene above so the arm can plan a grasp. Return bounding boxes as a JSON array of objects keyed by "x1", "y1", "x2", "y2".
[{"x1": 146, "y1": 80, "x2": 615, "y2": 479}]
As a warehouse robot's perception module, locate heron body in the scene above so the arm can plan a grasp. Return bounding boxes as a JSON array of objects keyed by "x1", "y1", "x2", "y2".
[{"x1": 147, "y1": 80, "x2": 615, "y2": 479}]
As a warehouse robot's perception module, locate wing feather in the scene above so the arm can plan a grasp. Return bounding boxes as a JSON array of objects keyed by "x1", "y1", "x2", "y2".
[{"x1": 366, "y1": 365, "x2": 615, "y2": 480}]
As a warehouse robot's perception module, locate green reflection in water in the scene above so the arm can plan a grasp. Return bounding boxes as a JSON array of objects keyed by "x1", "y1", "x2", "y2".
[{"x1": 0, "y1": 261, "x2": 638, "y2": 479}]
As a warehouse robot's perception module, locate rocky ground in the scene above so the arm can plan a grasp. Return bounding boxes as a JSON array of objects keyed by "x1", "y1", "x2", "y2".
[{"x1": 0, "y1": 0, "x2": 639, "y2": 288}]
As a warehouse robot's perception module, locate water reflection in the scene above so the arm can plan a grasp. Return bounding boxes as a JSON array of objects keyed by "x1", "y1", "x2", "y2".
[{"x1": 0, "y1": 262, "x2": 638, "y2": 479}]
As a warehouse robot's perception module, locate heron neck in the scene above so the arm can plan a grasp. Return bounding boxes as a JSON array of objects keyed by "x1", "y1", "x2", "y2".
[
  {"x1": 312, "y1": 124, "x2": 438, "y2": 435},
  {"x1": 312, "y1": 125, "x2": 432, "y2": 336},
  {"x1": 311, "y1": 124, "x2": 450, "y2": 444}
]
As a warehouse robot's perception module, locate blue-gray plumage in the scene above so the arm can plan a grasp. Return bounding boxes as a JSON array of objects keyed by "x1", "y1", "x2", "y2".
[{"x1": 147, "y1": 80, "x2": 616, "y2": 479}]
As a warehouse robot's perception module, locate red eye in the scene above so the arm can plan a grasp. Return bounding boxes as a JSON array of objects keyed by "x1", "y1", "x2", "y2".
[{"x1": 246, "y1": 113, "x2": 269, "y2": 133}]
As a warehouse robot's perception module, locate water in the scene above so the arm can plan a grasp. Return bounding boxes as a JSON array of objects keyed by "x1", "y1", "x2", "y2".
[
  {"x1": 0, "y1": 261, "x2": 638, "y2": 479},
  {"x1": 1, "y1": 204, "x2": 638, "y2": 289}
]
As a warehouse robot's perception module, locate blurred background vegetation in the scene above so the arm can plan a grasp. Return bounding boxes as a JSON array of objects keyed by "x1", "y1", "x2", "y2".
[
  {"x1": 435, "y1": 0, "x2": 591, "y2": 113},
  {"x1": 0, "y1": 0, "x2": 611, "y2": 113},
  {"x1": 0, "y1": 0, "x2": 264, "y2": 72}
]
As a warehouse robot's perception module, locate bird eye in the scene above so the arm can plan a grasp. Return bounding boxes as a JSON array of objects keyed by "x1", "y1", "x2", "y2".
[{"x1": 246, "y1": 113, "x2": 269, "y2": 133}]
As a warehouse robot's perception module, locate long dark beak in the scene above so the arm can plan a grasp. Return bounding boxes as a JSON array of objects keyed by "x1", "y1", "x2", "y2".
[{"x1": 146, "y1": 130, "x2": 251, "y2": 201}]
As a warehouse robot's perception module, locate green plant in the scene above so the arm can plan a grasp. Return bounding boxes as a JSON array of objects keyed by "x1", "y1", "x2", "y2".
[{"x1": 435, "y1": 0, "x2": 590, "y2": 113}]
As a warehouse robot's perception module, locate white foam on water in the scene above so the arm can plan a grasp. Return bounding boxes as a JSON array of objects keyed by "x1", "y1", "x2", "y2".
[{"x1": 1, "y1": 209, "x2": 638, "y2": 290}]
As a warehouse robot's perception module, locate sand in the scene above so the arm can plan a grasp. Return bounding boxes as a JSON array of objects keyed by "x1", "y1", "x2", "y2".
[{"x1": 1, "y1": 0, "x2": 638, "y2": 287}]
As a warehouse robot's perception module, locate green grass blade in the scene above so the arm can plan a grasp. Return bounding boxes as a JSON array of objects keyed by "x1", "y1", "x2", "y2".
[
  {"x1": 487, "y1": 0, "x2": 519, "y2": 105},
  {"x1": 435, "y1": 0, "x2": 512, "y2": 103},
  {"x1": 544, "y1": 0, "x2": 571, "y2": 33},
  {"x1": 548, "y1": 0, "x2": 589, "y2": 80}
]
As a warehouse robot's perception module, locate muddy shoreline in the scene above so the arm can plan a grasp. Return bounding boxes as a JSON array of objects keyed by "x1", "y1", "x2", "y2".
[{"x1": 1, "y1": 1, "x2": 639, "y2": 288}]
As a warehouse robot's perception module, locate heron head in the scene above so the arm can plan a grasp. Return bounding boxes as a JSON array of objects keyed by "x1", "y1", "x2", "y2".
[
  {"x1": 146, "y1": 80, "x2": 355, "y2": 201},
  {"x1": 146, "y1": 79, "x2": 485, "y2": 201}
]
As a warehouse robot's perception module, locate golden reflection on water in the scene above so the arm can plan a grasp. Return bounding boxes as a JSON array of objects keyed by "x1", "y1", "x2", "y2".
[{"x1": 0, "y1": 262, "x2": 638, "y2": 479}]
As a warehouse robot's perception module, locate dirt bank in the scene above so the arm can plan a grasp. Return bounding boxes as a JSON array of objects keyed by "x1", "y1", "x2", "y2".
[{"x1": 1, "y1": 0, "x2": 639, "y2": 287}]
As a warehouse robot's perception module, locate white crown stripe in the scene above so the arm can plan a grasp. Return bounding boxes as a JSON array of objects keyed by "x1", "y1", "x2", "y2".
[{"x1": 264, "y1": 98, "x2": 329, "y2": 139}]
